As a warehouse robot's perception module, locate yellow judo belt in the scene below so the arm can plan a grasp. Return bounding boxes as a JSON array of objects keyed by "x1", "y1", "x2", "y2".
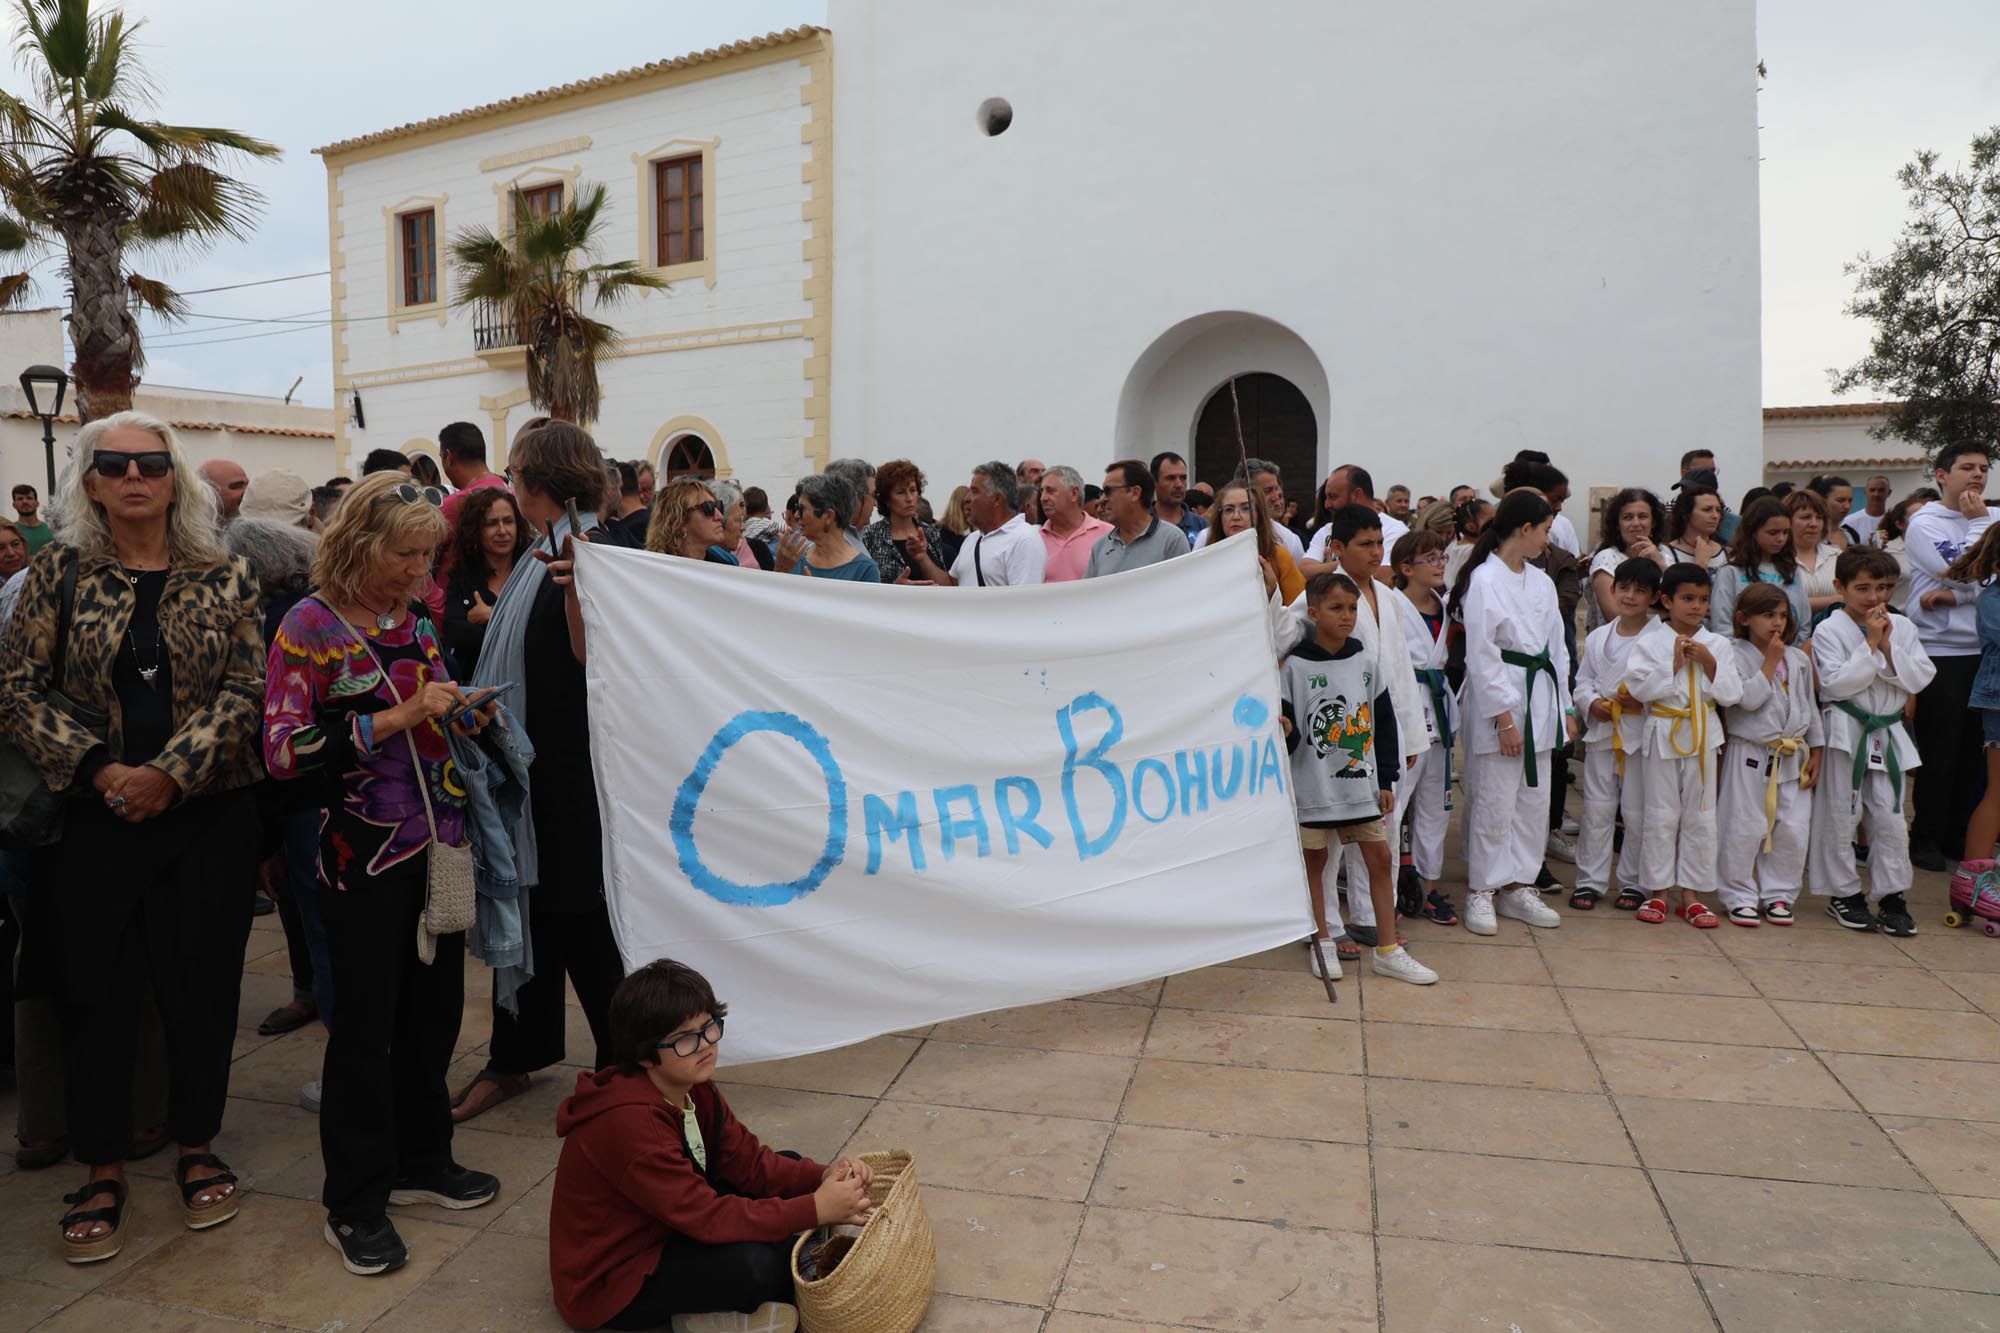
[
  {"x1": 1758, "y1": 736, "x2": 1806, "y2": 853},
  {"x1": 1607, "y1": 690, "x2": 1629, "y2": 779},
  {"x1": 1647, "y1": 662, "x2": 1712, "y2": 798}
]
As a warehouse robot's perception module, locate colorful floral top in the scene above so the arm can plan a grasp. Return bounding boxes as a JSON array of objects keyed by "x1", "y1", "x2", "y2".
[{"x1": 264, "y1": 597, "x2": 466, "y2": 886}]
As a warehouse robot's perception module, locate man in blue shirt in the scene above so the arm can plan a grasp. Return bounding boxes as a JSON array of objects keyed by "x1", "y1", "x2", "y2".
[{"x1": 1150, "y1": 451, "x2": 1207, "y2": 545}]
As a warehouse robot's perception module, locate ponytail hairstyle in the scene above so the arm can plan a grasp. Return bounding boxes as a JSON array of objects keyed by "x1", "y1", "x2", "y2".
[
  {"x1": 1732, "y1": 580, "x2": 1798, "y2": 645},
  {"x1": 1727, "y1": 496, "x2": 1798, "y2": 583},
  {"x1": 1453, "y1": 497, "x2": 1492, "y2": 542},
  {"x1": 1448, "y1": 488, "x2": 1554, "y2": 615},
  {"x1": 1389, "y1": 527, "x2": 1449, "y2": 589},
  {"x1": 1945, "y1": 520, "x2": 2000, "y2": 585}
]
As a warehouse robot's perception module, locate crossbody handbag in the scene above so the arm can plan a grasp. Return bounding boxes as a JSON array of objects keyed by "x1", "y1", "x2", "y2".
[
  {"x1": 315, "y1": 599, "x2": 475, "y2": 962},
  {"x1": 0, "y1": 557, "x2": 109, "y2": 850}
]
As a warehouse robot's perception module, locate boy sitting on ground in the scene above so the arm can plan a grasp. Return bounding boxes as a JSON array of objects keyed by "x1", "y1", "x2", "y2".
[{"x1": 549, "y1": 959, "x2": 875, "y2": 1333}]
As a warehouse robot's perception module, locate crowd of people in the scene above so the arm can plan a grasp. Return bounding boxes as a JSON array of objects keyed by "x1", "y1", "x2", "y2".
[{"x1": 0, "y1": 411, "x2": 1991, "y2": 1331}]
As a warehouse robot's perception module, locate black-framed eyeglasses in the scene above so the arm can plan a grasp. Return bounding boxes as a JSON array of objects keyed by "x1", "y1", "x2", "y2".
[
  {"x1": 92, "y1": 450, "x2": 172, "y2": 480},
  {"x1": 394, "y1": 483, "x2": 444, "y2": 507},
  {"x1": 656, "y1": 1017, "x2": 724, "y2": 1058},
  {"x1": 692, "y1": 499, "x2": 722, "y2": 518}
]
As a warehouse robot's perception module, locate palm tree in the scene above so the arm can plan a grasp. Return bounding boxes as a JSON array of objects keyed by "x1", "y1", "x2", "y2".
[
  {"x1": 0, "y1": 0, "x2": 280, "y2": 421},
  {"x1": 449, "y1": 181, "x2": 667, "y2": 425}
]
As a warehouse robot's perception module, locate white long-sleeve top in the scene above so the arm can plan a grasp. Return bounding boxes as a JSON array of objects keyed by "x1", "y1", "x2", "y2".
[
  {"x1": 1811, "y1": 607, "x2": 1936, "y2": 766},
  {"x1": 1395, "y1": 588, "x2": 1456, "y2": 746},
  {"x1": 1903, "y1": 500, "x2": 1993, "y2": 655},
  {"x1": 1459, "y1": 553, "x2": 1571, "y2": 758},
  {"x1": 1573, "y1": 619, "x2": 1653, "y2": 753},
  {"x1": 1723, "y1": 638, "x2": 1824, "y2": 786},
  {"x1": 1626, "y1": 623, "x2": 1743, "y2": 758}
]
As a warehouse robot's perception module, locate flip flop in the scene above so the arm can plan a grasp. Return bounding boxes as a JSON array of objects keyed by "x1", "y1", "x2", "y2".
[
  {"x1": 1569, "y1": 887, "x2": 1601, "y2": 911},
  {"x1": 1333, "y1": 936, "x2": 1364, "y2": 962},
  {"x1": 1635, "y1": 897, "x2": 1670, "y2": 924},
  {"x1": 451, "y1": 1071, "x2": 532, "y2": 1123},
  {"x1": 1613, "y1": 888, "x2": 1645, "y2": 912},
  {"x1": 1678, "y1": 900, "x2": 1720, "y2": 929}
]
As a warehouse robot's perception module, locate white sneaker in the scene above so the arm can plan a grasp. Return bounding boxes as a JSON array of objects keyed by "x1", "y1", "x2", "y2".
[
  {"x1": 1560, "y1": 815, "x2": 1580, "y2": 836},
  {"x1": 672, "y1": 1304, "x2": 800, "y2": 1333},
  {"x1": 1464, "y1": 890, "x2": 1497, "y2": 936},
  {"x1": 1371, "y1": 946, "x2": 1439, "y2": 985},
  {"x1": 1498, "y1": 886, "x2": 1561, "y2": 928},
  {"x1": 1308, "y1": 941, "x2": 1343, "y2": 980},
  {"x1": 1546, "y1": 829, "x2": 1578, "y2": 864}
]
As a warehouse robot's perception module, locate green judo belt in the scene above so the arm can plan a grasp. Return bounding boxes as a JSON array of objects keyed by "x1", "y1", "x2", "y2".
[
  {"x1": 1833, "y1": 700, "x2": 1904, "y2": 811},
  {"x1": 1498, "y1": 647, "x2": 1556, "y2": 787}
]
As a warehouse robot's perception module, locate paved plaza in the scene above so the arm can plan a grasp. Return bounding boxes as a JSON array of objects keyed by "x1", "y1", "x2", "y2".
[{"x1": 4, "y1": 855, "x2": 2000, "y2": 1332}]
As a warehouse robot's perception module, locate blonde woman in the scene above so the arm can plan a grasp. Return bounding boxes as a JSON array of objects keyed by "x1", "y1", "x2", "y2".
[
  {"x1": 265, "y1": 471, "x2": 501, "y2": 1275},
  {"x1": 645, "y1": 477, "x2": 735, "y2": 564},
  {"x1": 938, "y1": 482, "x2": 972, "y2": 567},
  {"x1": 0, "y1": 412, "x2": 265, "y2": 1262}
]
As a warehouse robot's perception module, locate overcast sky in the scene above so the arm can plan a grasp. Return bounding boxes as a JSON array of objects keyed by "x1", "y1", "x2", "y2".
[{"x1": 17, "y1": 0, "x2": 2000, "y2": 410}]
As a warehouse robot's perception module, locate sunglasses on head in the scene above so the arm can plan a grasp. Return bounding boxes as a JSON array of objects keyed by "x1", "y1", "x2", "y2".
[
  {"x1": 393, "y1": 483, "x2": 444, "y2": 507},
  {"x1": 92, "y1": 450, "x2": 172, "y2": 480},
  {"x1": 692, "y1": 499, "x2": 722, "y2": 518}
]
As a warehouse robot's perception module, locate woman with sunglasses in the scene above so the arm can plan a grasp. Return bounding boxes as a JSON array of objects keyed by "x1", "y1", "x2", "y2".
[
  {"x1": 0, "y1": 412, "x2": 267, "y2": 1263},
  {"x1": 264, "y1": 469, "x2": 502, "y2": 1276},
  {"x1": 646, "y1": 478, "x2": 738, "y2": 565}
]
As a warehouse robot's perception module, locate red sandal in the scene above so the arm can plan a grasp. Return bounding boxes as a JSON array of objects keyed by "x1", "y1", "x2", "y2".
[
  {"x1": 1635, "y1": 897, "x2": 1669, "y2": 924},
  {"x1": 1678, "y1": 900, "x2": 1720, "y2": 929}
]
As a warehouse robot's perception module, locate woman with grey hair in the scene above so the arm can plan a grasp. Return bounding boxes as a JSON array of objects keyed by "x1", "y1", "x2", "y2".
[
  {"x1": 709, "y1": 479, "x2": 760, "y2": 568},
  {"x1": 0, "y1": 410, "x2": 265, "y2": 1260},
  {"x1": 776, "y1": 474, "x2": 881, "y2": 581}
]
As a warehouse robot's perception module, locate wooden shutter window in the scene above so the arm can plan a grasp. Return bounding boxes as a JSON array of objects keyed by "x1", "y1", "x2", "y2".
[
  {"x1": 512, "y1": 183, "x2": 564, "y2": 224},
  {"x1": 400, "y1": 209, "x2": 436, "y2": 306},
  {"x1": 654, "y1": 154, "x2": 704, "y2": 267}
]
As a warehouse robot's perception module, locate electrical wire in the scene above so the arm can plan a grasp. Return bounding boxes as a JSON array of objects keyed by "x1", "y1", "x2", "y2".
[{"x1": 173, "y1": 270, "x2": 329, "y2": 296}]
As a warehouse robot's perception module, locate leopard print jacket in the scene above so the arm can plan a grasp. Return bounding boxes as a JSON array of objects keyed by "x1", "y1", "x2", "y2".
[{"x1": 0, "y1": 541, "x2": 266, "y2": 799}]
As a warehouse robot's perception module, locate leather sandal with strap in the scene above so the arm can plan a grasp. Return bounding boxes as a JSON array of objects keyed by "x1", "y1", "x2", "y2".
[
  {"x1": 176, "y1": 1153, "x2": 241, "y2": 1230},
  {"x1": 60, "y1": 1178, "x2": 129, "y2": 1264}
]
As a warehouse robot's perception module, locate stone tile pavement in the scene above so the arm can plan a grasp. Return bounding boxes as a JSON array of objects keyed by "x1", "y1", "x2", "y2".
[{"x1": 5, "y1": 859, "x2": 2000, "y2": 1331}]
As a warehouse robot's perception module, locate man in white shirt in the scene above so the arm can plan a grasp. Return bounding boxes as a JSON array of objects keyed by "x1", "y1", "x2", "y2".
[
  {"x1": 1304, "y1": 464, "x2": 1408, "y2": 576},
  {"x1": 1903, "y1": 442, "x2": 1993, "y2": 867},
  {"x1": 947, "y1": 460, "x2": 1048, "y2": 587},
  {"x1": 1844, "y1": 474, "x2": 1893, "y2": 547}
]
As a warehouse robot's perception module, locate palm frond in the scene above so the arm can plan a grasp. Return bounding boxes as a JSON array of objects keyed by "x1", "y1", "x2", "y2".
[
  {"x1": 578, "y1": 261, "x2": 670, "y2": 307},
  {"x1": 82, "y1": 8, "x2": 155, "y2": 109},
  {"x1": 0, "y1": 272, "x2": 33, "y2": 308},
  {"x1": 14, "y1": 0, "x2": 88, "y2": 81},
  {"x1": 129, "y1": 159, "x2": 267, "y2": 244},
  {"x1": 124, "y1": 271, "x2": 187, "y2": 319},
  {"x1": 0, "y1": 214, "x2": 31, "y2": 252}
]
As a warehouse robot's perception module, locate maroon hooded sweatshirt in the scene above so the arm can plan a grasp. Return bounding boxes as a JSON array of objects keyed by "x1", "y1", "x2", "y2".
[{"x1": 550, "y1": 1068, "x2": 826, "y2": 1330}]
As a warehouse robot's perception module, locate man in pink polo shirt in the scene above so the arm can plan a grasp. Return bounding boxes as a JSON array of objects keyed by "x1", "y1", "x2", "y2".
[
  {"x1": 439, "y1": 422, "x2": 510, "y2": 530},
  {"x1": 1038, "y1": 465, "x2": 1110, "y2": 583}
]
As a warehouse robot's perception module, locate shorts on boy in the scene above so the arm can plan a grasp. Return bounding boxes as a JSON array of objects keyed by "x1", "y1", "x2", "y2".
[{"x1": 1300, "y1": 819, "x2": 1386, "y2": 850}]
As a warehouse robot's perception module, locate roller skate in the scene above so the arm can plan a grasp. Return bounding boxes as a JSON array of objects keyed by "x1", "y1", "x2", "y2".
[{"x1": 1944, "y1": 859, "x2": 2000, "y2": 938}]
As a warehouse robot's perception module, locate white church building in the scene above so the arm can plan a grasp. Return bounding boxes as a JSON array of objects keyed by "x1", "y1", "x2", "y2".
[{"x1": 318, "y1": 1, "x2": 1762, "y2": 522}]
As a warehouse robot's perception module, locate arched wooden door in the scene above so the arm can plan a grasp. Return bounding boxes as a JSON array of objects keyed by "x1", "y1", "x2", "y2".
[
  {"x1": 664, "y1": 434, "x2": 716, "y2": 480},
  {"x1": 1193, "y1": 374, "x2": 1318, "y2": 513}
]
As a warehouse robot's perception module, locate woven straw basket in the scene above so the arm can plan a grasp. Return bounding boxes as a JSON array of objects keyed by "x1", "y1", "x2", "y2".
[{"x1": 790, "y1": 1149, "x2": 936, "y2": 1333}]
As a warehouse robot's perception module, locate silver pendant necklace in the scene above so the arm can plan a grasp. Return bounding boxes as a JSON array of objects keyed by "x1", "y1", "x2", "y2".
[{"x1": 126, "y1": 628, "x2": 164, "y2": 687}]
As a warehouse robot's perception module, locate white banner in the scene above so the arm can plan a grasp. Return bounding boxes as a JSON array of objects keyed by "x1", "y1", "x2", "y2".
[{"x1": 574, "y1": 530, "x2": 1312, "y2": 1064}]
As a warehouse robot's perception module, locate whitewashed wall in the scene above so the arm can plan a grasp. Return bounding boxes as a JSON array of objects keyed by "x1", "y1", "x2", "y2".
[
  {"x1": 331, "y1": 55, "x2": 814, "y2": 488},
  {"x1": 830, "y1": 0, "x2": 1763, "y2": 527}
]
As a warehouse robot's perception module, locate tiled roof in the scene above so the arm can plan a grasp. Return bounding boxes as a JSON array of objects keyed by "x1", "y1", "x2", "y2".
[
  {"x1": 1762, "y1": 402, "x2": 1901, "y2": 421},
  {"x1": 313, "y1": 27, "x2": 825, "y2": 157},
  {"x1": 1768, "y1": 455, "x2": 1929, "y2": 470},
  {"x1": 3, "y1": 410, "x2": 333, "y2": 440}
]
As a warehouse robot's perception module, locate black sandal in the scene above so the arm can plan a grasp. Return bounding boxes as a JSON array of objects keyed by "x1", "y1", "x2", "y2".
[
  {"x1": 176, "y1": 1152, "x2": 241, "y2": 1231},
  {"x1": 1613, "y1": 888, "x2": 1646, "y2": 912},
  {"x1": 60, "y1": 1178, "x2": 129, "y2": 1264},
  {"x1": 1569, "y1": 887, "x2": 1601, "y2": 911}
]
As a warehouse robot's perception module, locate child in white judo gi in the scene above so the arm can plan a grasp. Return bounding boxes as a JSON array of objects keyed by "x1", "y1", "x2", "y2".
[
  {"x1": 1448, "y1": 489, "x2": 1571, "y2": 937},
  {"x1": 1626, "y1": 562, "x2": 1743, "y2": 928},
  {"x1": 1716, "y1": 582, "x2": 1824, "y2": 926},
  {"x1": 1570, "y1": 557, "x2": 1661, "y2": 912},
  {"x1": 1279, "y1": 571, "x2": 1439, "y2": 985},
  {"x1": 1809, "y1": 545, "x2": 1937, "y2": 936},
  {"x1": 1389, "y1": 529, "x2": 1460, "y2": 926}
]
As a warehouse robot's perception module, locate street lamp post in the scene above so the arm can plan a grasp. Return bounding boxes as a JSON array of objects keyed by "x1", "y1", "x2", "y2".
[{"x1": 17, "y1": 364, "x2": 69, "y2": 494}]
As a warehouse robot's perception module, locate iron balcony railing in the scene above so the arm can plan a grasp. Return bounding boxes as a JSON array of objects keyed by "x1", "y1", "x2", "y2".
[{"x1": 472, "y1": 300, "x2": 520, "y2": 351}]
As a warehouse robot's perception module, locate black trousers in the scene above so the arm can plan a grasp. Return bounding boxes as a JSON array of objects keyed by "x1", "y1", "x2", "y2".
[
  {"x1": 1912, "y1": 654, "x2": 1983, "y2": 857},
  {"x1": 486, "y1": 890, "x2": 621, "y2": 1076},
  {"x1": 44, "y1": 789, "x2": 257, "y2": 1165},
  {"x1": 317, "y1": 856, "x2": 463, "y2": 1223},
  {"x1": 605, "y1": 1235, "x2": 798, "y2": 1328}
]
